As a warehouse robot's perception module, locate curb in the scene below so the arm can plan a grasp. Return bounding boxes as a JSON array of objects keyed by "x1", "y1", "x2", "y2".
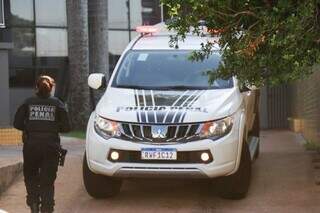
[{"x1": 0, "y1": 161, "x2": 23, "y2": 196}]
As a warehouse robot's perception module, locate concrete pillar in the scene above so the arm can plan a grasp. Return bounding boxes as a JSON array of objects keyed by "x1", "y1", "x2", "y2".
[{"x1": 0, "y1": 43, "x2": 13, "y2": 127}]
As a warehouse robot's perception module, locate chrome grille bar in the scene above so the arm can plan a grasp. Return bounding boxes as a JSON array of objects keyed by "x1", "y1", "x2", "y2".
[
  {"x1": 140, "y1": 125, "x2": 145, "y2": 138},
  {"x1": 166, "y1": 125, "x2": 180, "y2": 142},
  {"x1": 129, "y1": 124, "x2": 143, "y2": 141},
  {"x1": 184, "y1": 125, "x2": 192, "y2": 137},
  {"x1": 139, "y1": 125, "x2": 152, "y2": 142},
  {"x1": 120, "y1": 123, "x2": 200, "y2": 143},
  {"x1": 174, "y1": 126, "x2": 180, "y2": 138},
  {"x1": 119, "y1": 125, "x2": 134, "y2": 140}
]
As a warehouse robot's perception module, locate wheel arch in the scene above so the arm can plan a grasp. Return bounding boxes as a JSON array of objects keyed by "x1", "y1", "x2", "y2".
[{"x1": 227, "y1": 110, "x2": 247, "y2": 175}]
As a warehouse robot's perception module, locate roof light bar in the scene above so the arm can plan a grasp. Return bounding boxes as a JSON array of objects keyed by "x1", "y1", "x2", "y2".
[{"x1": 136, "y1": 25, "x2": 159, "y2": 34}]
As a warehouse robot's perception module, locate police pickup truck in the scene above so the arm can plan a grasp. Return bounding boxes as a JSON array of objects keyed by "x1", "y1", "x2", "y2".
[{"x1": 83, "y1": 23, "x2": 260, "y2": 199}]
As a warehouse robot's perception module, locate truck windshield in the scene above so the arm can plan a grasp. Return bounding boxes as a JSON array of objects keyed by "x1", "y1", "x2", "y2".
[{"x1": 112, "y1": 50, "x2": 233, "y2": 90}]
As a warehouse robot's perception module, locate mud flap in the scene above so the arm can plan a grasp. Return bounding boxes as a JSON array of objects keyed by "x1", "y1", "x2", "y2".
[{"x1": 248, "y1": 136, "x2": 260, "y2": 161}]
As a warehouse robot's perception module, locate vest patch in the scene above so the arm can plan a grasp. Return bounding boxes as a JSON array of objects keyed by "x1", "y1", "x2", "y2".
[{"x1": 29, "y1": 105, "x2": 56, "y2": 121}]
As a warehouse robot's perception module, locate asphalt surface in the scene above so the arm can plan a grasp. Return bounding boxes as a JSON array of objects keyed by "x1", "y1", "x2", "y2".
[{"x1": 0, "y1": 131, "x2": 320, "y2": 213}]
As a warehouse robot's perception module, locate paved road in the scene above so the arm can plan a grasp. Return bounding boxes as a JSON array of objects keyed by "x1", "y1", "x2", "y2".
[{"x1": 1, "y1": 131, "x2": 320, "y2": 213}]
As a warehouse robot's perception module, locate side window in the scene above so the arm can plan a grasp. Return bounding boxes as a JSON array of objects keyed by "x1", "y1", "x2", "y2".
[{"x1": 0, "y1": 0, "x2": 4, "y2": 28}]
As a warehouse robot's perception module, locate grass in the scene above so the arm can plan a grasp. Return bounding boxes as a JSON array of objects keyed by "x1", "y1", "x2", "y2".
[
  {"x1": 304, "y1": 140, "x2": 320, "y2": 152},
  {"x1": 62, "y1": 131, "x2": 86, "y2": 139}
]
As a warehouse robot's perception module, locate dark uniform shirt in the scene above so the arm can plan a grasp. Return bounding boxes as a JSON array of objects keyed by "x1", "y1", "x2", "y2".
[
  {"x1": 14, "y1": 95, "x2": 70, "y2": 211},
  {"x1": 13, "y1": 96, "x2": 71, "y2": 140}
]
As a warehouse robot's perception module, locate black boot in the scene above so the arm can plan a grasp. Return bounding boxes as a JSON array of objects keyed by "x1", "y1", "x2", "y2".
[
  {"x1": 41, "y1": 207, "x2": 53, "y2": 213},
  {"x1": 30, "y1": 203, "x2": 39, "y2": 213}
]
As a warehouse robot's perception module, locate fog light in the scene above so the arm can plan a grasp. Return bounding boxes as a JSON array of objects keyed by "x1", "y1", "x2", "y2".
[
  {"x1": 110, "y1": 151, "x2": 119, "y2": 161},
  {"x1": 201, "y1": 152, "x2": 210, "y2": 162}
]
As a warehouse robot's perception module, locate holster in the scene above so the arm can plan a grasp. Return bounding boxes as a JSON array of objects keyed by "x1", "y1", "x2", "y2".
[
  {"x1": 22, "y1": 131, "x2": 29, "y2": 143},
  {"x1": 58, "y1": 146, "x2": 68, "y2": 167}
]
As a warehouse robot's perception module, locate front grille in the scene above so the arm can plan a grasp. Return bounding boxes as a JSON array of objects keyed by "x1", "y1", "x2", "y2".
[{"x1": 119, "y1": 123, "x2": 201, "y2": 143}]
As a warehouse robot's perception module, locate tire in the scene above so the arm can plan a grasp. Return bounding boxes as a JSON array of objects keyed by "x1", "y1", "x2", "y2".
[
  {"x1": 216, "y1": 141, "x2": 252, "y2": 199},
  {"x1": 83, "y1": 153, "x2": 122, "y2": 198}
]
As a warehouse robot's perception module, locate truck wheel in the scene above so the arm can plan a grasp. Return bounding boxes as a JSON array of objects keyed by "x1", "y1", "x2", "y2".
[
  {"x1": 83, "y1": 153, "x2": 122, "y2": 198},
  {"x1": 216, "y1": 142, "x2": 251, "y2": 199}
]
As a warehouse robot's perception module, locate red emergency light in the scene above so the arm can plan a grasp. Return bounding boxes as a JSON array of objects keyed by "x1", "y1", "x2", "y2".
[{"x1": 136, "y1": 25, "x2": 159, "y2": 34}]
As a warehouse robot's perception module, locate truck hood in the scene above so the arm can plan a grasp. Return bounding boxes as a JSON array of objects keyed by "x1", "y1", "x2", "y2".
[{"x1": 95, "y1": 87, "x2": 243, "y2": 124}]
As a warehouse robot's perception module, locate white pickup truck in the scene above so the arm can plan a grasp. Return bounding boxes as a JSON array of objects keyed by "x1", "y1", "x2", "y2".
[{"x1": 83, "y1": 23, "x2": 260, "y2": 199}]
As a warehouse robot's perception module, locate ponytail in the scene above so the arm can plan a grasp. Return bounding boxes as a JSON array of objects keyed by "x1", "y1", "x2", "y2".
[{"x1": 36, "y1": 75, "x2": 55, "y2": 98}]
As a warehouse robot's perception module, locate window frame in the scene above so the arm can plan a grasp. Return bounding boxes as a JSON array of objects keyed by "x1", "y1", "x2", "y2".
[
  {"x1": 8, "y1": 0, "x2": 69, "y2": 88},
  {"x1": 35, "y1": 0, "x2": 67, "y2": 27},
  {"x1": 0, "y1": 0, "x2": 5, "y2": 28},
  {"x1": 36, "y1": 27, "x2": 68, "y2": 57}
]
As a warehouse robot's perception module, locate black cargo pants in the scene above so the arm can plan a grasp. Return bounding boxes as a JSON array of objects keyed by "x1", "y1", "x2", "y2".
[{"x1": 23, "y1": 137, "x2": 59, "y2": 212}]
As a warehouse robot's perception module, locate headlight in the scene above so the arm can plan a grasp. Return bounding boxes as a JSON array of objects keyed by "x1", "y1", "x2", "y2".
[
  {"x1": 94, "y1": 115, "x2": 121, "y2": 139},
  {"x1": 199, "y1": 116, "x2": 233, "y2": 140}
]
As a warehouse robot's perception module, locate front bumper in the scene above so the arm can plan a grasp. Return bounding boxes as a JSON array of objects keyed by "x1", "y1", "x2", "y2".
[{"x1": 85, "y1": 113, "x2": 244, "y2": 179}]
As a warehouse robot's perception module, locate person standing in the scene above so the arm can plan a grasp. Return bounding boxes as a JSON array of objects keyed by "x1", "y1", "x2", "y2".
[{"x1": 13, "y1": 75, "x2": 71, "y2": 213}]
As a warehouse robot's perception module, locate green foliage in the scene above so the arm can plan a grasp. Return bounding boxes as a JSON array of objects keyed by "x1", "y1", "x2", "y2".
[{"x1": 161, "y1": 0, "x2": 320, "y2": 86}]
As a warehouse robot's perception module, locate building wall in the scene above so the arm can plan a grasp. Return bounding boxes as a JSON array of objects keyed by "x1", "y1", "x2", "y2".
[
  {"x1": 287, "y1": 66, "x2": 320, "y2": 145},
  {"x1": 9, "y1": 88, "x2": 33, "y2": 123},
  {"x1": 0, "y1": 43, "x2": 11, "y2": 127},
  {"x1": 107, "y1": 0, "x2": 162, "y2": 73},
  {"x1": 0, "y1": 0, "x2": 69, "y2": 125},
  {"x1": 0, "y1": 0, "x2": 163, "y2": 126}
]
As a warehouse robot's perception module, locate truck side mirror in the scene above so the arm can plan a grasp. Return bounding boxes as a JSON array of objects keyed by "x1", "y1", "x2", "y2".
[
  {"x1": 239, "y1": 85, "x2": 251, "y2": 93},
  {"x1": 239, "y1": 84, "x2": 259, "y2": 93},
  {"x1": 88, "y1": 73, "x2": 106, "y2": 89}
]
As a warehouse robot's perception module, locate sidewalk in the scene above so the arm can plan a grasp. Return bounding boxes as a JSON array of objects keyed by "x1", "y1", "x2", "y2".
[
  {"x1": 0, "y1": 145, "x2": 23, "y2": 195},
  {"x1": 0, "y1": 136, "x2": 84, "y2": 196}
]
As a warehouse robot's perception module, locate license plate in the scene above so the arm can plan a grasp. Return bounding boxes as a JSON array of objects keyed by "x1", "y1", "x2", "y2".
[{"x1": 141, "y1": 148, "x2": 177, "y2": 160}]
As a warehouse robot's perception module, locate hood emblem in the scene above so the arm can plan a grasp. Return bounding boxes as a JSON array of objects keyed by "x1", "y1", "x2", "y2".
[{"x1": 151, "y1": 125, "x2": 168, "y2": 139}]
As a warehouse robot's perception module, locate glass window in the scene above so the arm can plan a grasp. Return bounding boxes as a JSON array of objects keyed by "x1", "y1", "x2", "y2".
[
  {"x1": 130, "y1": 0, "x2": 161, "y2": 28},
  {"x1": 9, "y1": 28, "x2": 35, "y2": 87},
  {"x1": 9, "y1": 0, "x2": 34, "y2": 26},
  {"x1": 113, "y1": 50, "x2": 233, "y2": 90},
  {"x1": 129, "y1": 0, "x2": 142, "y2": 29},
  {"x1": 35, "y1": 0, "x2": 66, "y2": 27},
  {"x1": 35, "y1": 57, "x2": 69, "y2": 100},
  {"x1": 108, "y1": 0, "x2": 128, "y2": 29},
  {"x1": 11, "y1": 27, "x2": 35, "y2": 56},
  {"x1": 0, "y1": 0, "x2": 4, "y2": 27},
  {"x1": 35, "y1": 58, "x2": 68, "y2": 85},
  {"x1": 108, "y1": 30, "x2": 129, "y2": 56},
  {"x1": 109, "y1": 53, "x2": 120, "y2": 74},
  {"x1": 36, "y1": 28, "x2": 68, "y2": 57},
  {"x1": 109, "y1": 30, "x2": 129, "y2": 73}
]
